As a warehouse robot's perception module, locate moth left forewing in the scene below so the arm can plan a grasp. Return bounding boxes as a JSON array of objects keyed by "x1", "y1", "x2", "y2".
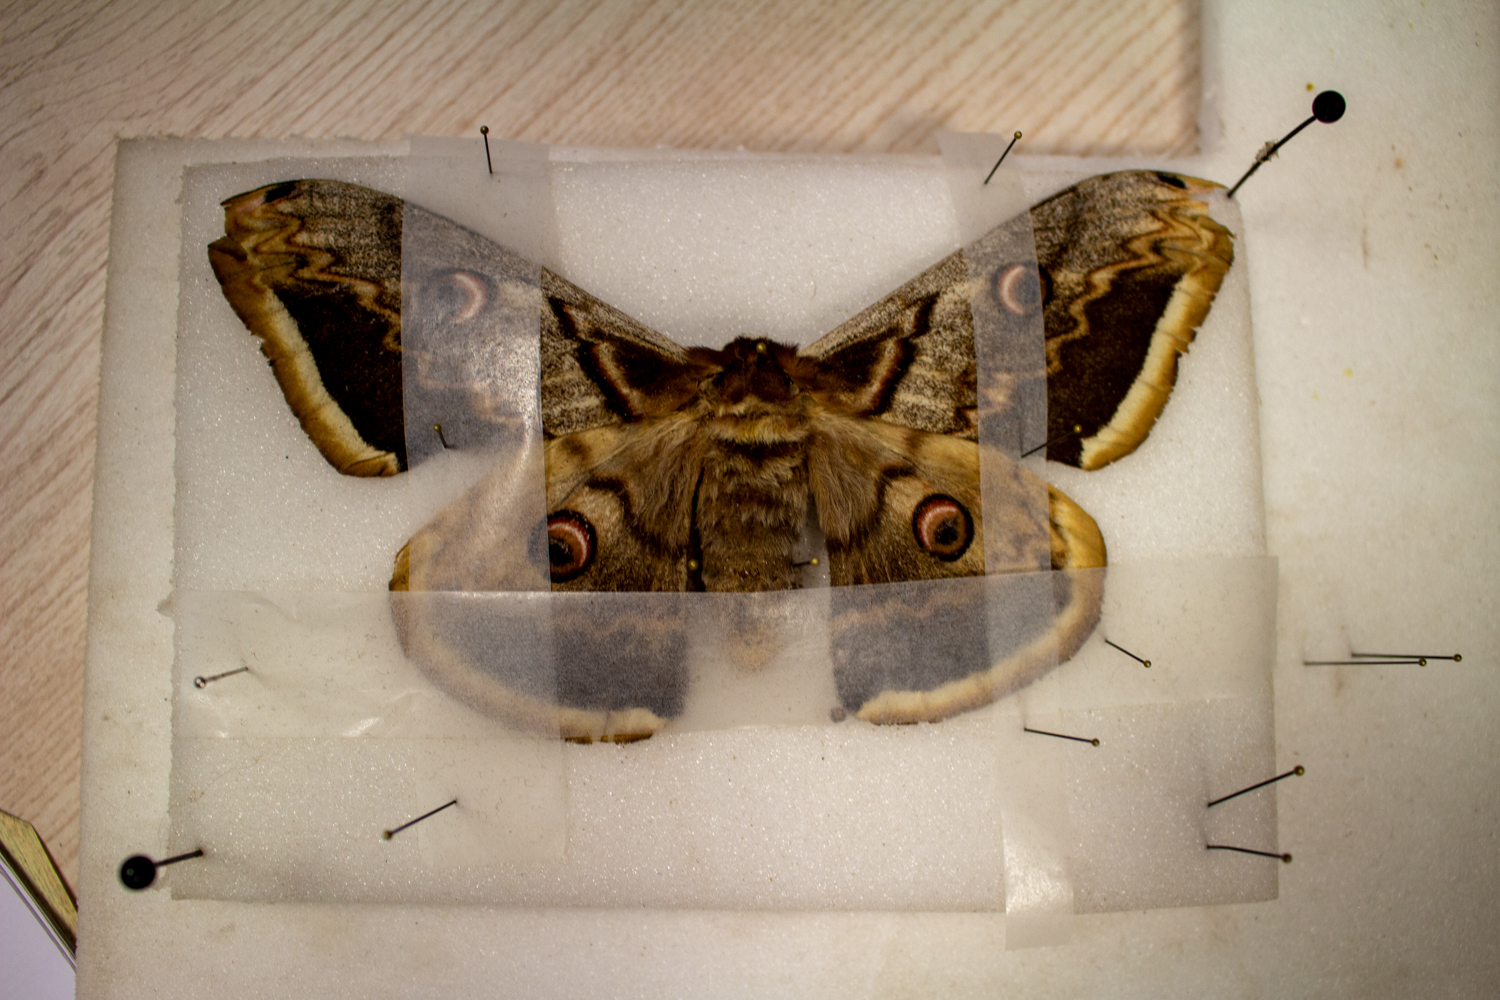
[
  {"x1": 538, "y1": 269, "x2": 710, "y2": 439},
  {"x1": 209, "y1": 179, "x2": 407, "y2": 476}
]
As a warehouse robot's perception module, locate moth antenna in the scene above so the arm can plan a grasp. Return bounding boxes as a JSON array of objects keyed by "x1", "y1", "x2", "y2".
[
  {"x1": 1226, "y1": 90, "x2": 1344, "y2": 198},
  {"x1": 382, "y1": 798, "x2": 458, "y2": 840},
  {"x1": 480, "y1": 126, "x2": 493, "y2": 175},
  {"x1": 982, "y1": 130, "x2": 1023, "y2": 185}
]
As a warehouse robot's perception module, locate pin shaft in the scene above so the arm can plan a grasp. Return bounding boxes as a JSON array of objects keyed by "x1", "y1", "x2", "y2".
[
  {"x1": 1206, "y1": 844, "x2": 1292, "y2": 863},
  {"x1": 157, "y1": 849, "x2": 205, "y2": 868},
  {"x1": 1227, "y1": 90, "x2": 1344, "y2": 199},
  {"x1": 1104, "y1": 638, "x2": 1151, "y2": 668},
  {"x1": 1024, "y1": 726, "x2": 1099, "y2": 746},
  {"x1": 383, "y1": 798, "x2": 458, "y2": 840},
  {"x1": 194, "y1": 666, "x2": 248, "y2": 688},
  {"x1": 982, "y1": 131, "x2": 1023, "y2": 185},
  {"x1": 1207, "y1": 766, "x2": 1304, "y2": 807},
  {"x1": 119, "y1": 848, "x2": 206, "y2": 889},
  {"x1": 480, "y1": 126, "x2": 493, "y2": 175},
  {"x1": 1021, "y1": 424, "x2": 1082, "y2": 459},
  {"x1": 1352, "y1": 651, "x2": 1460, "y2": 662},
  {"x1": 1227, "y1": 114, "x2": 1315, "y2": 198},
  {"x1": 1304, "y1": 659, "x2": 1423, "y2": 666}
]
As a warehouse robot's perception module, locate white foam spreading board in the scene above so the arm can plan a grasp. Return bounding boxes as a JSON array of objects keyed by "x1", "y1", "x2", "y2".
[{"x1": 78, "y1": 3, "x2": 1500, "y2": 997}]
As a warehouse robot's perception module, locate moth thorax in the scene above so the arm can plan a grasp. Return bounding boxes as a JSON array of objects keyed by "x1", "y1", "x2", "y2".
[{"x1": 703, "y1": 336, "x2": 803, "y2": 410}]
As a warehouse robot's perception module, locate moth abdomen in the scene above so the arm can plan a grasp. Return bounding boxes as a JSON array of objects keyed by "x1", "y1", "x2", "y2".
[{"x1": 691, "y1": 436, "x2": 811, "y2": 592}]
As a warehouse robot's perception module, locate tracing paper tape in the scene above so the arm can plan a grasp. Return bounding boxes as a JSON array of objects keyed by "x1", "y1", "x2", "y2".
[{"x1": 168, "y1": 144, "x2": 1276, "y2": 910}]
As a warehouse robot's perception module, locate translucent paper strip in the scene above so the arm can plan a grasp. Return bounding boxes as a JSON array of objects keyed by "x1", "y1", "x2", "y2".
[
  {"x1": 1060, "y1": 698, "x2": 1279, "y2": 913},
  {"x1": 997, "y1": 711, "x2": 1077, "y2": 949},
  {"x1": 1016, "y1": 557, "x2": 1277, "y2": 714},
  {"x1": 400, "y1": 137, "x2": 551, "y2": 469},
  {"x1": 996, "y1": 694, "x2": 1278, "y2": 942},
  {"x1": 169, "y1": 591, "x2": 568, "y2": 897},
  {"x1": 993, "y1": 557, "x2": 1280, "y2": 921},
  {"x1": 388, "y1": 570, "x2": 1072, "y2": 737},
  {"x1": 938, "y1": 132, "x2": 1049, "y2": 572},
  {"x1": 172, "y1": 590, "x2": 558, "y2": 739}
]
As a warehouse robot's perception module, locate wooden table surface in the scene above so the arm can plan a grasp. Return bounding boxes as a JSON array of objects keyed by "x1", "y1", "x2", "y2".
[{"x1": 0, "y1": 0, "x2": 1198, "y2": 891}]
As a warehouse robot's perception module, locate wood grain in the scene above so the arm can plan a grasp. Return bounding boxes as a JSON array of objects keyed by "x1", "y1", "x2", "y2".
[{"x1": 0, "y1": 0, "x2": 1198, "y2": 891}]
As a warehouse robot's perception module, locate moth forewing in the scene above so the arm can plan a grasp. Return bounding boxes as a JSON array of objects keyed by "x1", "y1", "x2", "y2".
[{"x1": 1032, "y1": 171, "x2": 1235, "y2": 470}]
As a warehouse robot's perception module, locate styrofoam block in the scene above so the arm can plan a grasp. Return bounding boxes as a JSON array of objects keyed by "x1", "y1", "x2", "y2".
[{"x1": 162, "y1": 144, "x2": 1271, "y2": 914}]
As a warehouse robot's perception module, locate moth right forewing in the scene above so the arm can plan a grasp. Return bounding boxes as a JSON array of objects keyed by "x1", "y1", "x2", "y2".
[{"x1": 1031, "y1": 171, "x2": 1235, "y2": 469}]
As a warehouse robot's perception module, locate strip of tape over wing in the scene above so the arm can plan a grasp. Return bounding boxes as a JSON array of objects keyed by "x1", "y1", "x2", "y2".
[
  {"x1": 389, "y1": 138, "x2": 566, "y2": 739},
  {"x1": 940, "y1": 132, "x2": 1075, "y2": 946}
]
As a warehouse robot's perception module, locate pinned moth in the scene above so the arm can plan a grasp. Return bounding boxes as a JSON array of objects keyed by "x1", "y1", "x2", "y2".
[{"x1": 208, "y1": 170, "x2": 1233, "y2": 740}]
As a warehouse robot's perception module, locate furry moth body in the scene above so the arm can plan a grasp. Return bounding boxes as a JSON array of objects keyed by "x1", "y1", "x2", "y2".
[{"x1": 208, "y1": 170, "x2": 1234, "y2": 740}]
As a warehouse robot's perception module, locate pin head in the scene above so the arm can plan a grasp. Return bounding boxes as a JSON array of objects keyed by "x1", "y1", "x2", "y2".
[
  {"x1": 119, "y1": 855, "x2": 157, "y2": 890},
  {"x1": 1312, "y1": 90, "x2": 1345, "y2": 123},
  {"x1": 480, "y1": 125, "x2": 490, "y2": 135}
]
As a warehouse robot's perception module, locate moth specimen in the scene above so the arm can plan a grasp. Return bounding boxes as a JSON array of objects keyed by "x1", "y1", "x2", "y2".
[{"x1": 208, "y1": 170, "x2": 1233, "y2": 740}]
